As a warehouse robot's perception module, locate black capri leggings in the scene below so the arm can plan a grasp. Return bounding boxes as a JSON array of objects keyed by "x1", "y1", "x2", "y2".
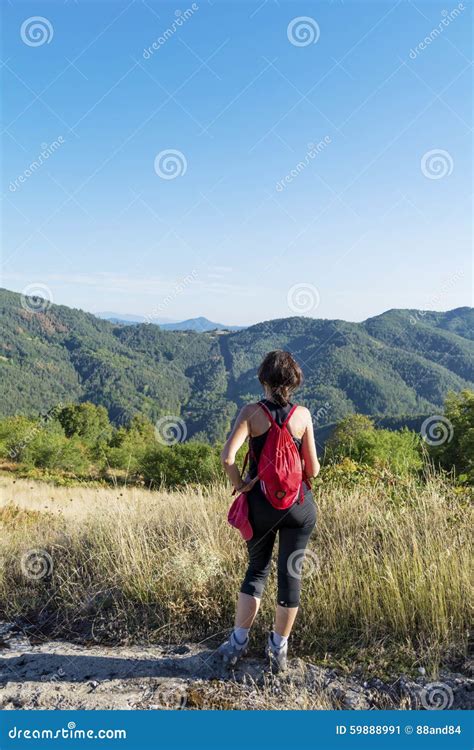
[{"x1": 240, "y1": 488, "x2": 317, "y2": 608}]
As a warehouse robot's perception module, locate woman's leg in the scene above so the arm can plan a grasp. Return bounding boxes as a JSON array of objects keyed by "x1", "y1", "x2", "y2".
[
  {"x1": 234, "y1": 592, "x2": 261, "y2": 628},
  {"x1": 219, "y1": 528, "x2": 276, "y2": 661},
  {"x1": 274, "y1": 604, "x2": 298, "y2": 636},
  {"x1": 239, "y1": 529, "x2": 276, "y2": 610},
  {"x1": 273, "y1": 498, "x2": 317, "y2": 637},
  {"x1": 265, "y1": 509, "x2": 316, "y2": 670}
]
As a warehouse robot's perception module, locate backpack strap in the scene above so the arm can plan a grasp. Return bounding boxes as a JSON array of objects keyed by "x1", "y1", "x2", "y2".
[
  {"x1": 241, "y1": 447, "x2": 249, "y2": 475},
  {"x1": 281, "y1": 404, "x2": 298, "y2": 428},
  {"x1": 257, "y1": 400, "x2": 278, "y2": 427},
  {"x1": 258, "y1": 400, "x2": 297, "y2": 429}
]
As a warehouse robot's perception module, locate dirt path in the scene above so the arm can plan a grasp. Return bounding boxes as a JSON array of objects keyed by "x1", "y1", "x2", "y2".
[{"x1": 0, "y1": 624, "x2": 472, "y2": 711}]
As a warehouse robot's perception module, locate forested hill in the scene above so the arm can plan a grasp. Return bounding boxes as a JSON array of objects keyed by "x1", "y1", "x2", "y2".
[{"x1": 1, "y1": 288, "x2": 472, "y2": 442}]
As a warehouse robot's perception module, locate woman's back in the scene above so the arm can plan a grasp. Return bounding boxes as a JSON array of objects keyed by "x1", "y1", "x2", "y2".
[
  {"x1": 248, "y1": 399, "x2": 306, "y2": 437},
  {"x1": 244, "y1": 399, "x2": 318, "y2": 480}
]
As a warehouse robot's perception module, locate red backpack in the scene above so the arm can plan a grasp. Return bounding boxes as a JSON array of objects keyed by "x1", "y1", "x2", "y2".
[{"x1": 253, "y1": 401, "x2": 310, "y2": 510}]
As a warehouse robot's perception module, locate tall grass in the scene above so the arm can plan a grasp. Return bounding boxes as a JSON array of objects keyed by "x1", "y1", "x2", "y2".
[{"x1": 0, "y1": 474, "x2": 471, "y2": 674}]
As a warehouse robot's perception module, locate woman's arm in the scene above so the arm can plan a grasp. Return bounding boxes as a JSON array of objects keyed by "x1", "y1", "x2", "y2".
[
  {"x1": 300, "y1": 408, "x2": 320, "y2": 478},
  {"x1": 221, "y1": 405, "x2": 258, "y2": 493}
]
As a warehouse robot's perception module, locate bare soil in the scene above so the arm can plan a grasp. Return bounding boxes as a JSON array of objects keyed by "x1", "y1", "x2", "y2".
[{"x1": 1, "y1": 624, "x2": 472, "y2": 711}]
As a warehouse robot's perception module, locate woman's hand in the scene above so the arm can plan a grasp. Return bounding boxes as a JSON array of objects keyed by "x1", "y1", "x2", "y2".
[{"x1": 235, "y1": 474, "x2": 259, "y2": 494}]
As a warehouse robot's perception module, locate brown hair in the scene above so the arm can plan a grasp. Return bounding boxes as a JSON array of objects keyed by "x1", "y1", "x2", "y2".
[{"x1": 258, "y1": 350, "x2": 303, "y2": 406}]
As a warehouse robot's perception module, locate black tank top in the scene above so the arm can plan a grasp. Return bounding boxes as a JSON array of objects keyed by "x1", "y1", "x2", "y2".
[{"x1": 248, "y1": 399, "x2": 302, "y2": 479}]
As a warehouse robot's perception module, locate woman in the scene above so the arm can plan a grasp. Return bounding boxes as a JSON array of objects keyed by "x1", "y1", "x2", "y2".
[{"x1": 219, "y1": 350, "x2": 320, "y2": 671}]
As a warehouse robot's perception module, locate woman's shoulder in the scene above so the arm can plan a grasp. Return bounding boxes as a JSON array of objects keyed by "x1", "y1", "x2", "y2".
[
  {"x1": 239, "y1": 402, "x2": 263, "y2": 420},
  {"x1": 291, "y1": 403, "x2": 312, "y2": 425},
  {"x1": 292, "y1": 403, "x2": 310, "y2": 415}
]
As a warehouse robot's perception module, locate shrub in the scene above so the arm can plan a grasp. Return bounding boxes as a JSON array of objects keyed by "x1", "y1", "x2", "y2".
[
  {"x1": 21, "y1": 427, "x2": 90, "y2": 474},
  {"x1": 432, "y1": 389, "x2": 474, "y2": 482},
  {"x1": 0, "y1": 415, "x2": 39, "y2": 461},
  {"x1": 325, "y1": 415, "x2": 422, "y2": 476},
  {"x1": 106, "y1": 414, "x2": 156, "y2": 474},
  {"x1": 141, "y1": 442, "x2": 223, "y2": 487}
]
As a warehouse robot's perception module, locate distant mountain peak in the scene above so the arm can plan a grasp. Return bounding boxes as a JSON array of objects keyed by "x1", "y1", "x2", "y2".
[
  {"x1": 94, "y1": 312, "x2": 244, "y2": 331},
  {"x1": 159, "y1": 317, "x2": 244, "y2": 332},
  {"x1": 95, "y1": 312, "x2": 177, "y2": 326}
]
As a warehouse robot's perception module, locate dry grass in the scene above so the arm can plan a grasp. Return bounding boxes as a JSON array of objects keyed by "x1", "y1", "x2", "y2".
[{"x1": 0, "y1": 473, "x2": 471, "y2": 675}]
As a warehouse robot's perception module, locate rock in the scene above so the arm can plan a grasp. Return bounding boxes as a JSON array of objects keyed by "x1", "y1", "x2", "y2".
[
  {"x1": 324, "y1": 678, "x2": 371, "y2": 710},
  {"x1": 396, "y1": 674, "x2": 474, "y2": 710}
]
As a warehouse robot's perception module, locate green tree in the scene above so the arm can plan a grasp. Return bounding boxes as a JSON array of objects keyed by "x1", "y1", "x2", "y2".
[
  {"x1": 106, "y1": 414, "x2": 155, "y2": 474},
  {"x1": 57, "y1": 403, "x2": 112, "y2": 459},
  {"x1": 325, "y1": 414, "x2": 375, "y2": 461},
  {"x1": 433, "y1": 389, "x2": 474, "y2": 481}
]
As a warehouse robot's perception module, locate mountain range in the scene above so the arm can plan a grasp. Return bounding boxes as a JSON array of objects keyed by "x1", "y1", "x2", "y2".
[
  {"x1": 97, "y1": 312, "x2": 244, "y2": 332},
  {"x1": 1, "y1": 288, "x2": 472, "y2": 443}
]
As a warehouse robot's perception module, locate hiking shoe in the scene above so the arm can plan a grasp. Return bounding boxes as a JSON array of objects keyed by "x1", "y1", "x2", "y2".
[
  {"x1": 266, "y1": 631, "x2": 288, "y2": 672},
  {"x1": 218, "y1": 631, "x2": 249, "y2": 666}
]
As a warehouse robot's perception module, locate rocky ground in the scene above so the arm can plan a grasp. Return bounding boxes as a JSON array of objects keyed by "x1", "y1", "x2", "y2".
[{"x1": 0, "y1": 623, "x2": 472, "y2": 711}]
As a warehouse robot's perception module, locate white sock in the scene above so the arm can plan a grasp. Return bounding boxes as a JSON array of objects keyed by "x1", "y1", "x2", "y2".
[
  {"x1": 271, "y1": 631, "x2": 288, "y2": 649},
  {"x1": 232, "y1": 627, "x2": 249, "y2": 648}
]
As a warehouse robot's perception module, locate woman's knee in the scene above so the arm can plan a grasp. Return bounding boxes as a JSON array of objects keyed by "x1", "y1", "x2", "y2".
[
  {"x1": 241, "y1": 564, "x2": 271, "y2": 599},
  {"x1": 276, "y1": 568, "x2": 301, "y2": 608}
]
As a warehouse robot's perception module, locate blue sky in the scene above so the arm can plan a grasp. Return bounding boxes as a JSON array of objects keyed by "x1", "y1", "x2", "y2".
[{"x1": 1, "y1": 0, "x2": 472, "y2": 325}]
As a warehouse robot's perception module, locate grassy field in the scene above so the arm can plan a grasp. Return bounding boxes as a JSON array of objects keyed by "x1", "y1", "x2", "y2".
[{"x1": 0, "y1": 472, "x2": 471, "y2": 678}]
